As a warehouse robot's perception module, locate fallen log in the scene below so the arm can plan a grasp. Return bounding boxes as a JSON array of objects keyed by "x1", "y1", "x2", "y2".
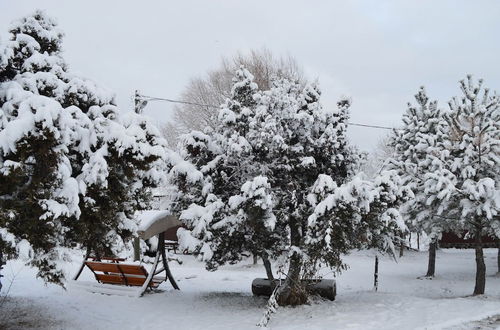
[{"x1": 251, "y1": 278, "x2": 336, "y2": 301}]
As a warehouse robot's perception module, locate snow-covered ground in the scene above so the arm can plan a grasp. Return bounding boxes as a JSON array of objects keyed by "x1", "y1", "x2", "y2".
[{"x1": 1, "y1": 249, "x2": 500, "y2": 330}]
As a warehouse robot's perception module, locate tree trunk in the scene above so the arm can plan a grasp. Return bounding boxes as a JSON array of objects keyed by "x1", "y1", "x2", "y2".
[
  {"x1": 426, "y1": 240, "x2": 437, "y2": 277},
  {"x1": 276, "y1": 253, "x2": 307, "y2": 306},
  {"x1": 253, "y1": 254, "x2": 258, "y2": 265},
  {"x1": 473, "y1": 235, "x2": 486, "y2": 295},
  {"x1": 417, "y1": 232, "x2": 420, "y2": 250},
  {"x1": 399, "y1": 241, "x2": 404, "y2": 258},
  {"x1": 133, "y1": 237, "x2": 141, "y2": 261},
  {"x1": 262, "y1": 256, "x2": 274, "y2": 281},
  {"x1": 276, "y1": 215, "x2": 307, "y2": 306},
  {"x1": 373, "y1": 255, "x2": 379, "y2": 292},
  {"x1": 497, "y1": 248, "x2": 500, "y2": 274}
]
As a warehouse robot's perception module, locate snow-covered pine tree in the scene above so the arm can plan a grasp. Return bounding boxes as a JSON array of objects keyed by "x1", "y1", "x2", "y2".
[
  {"x1": 168, "y1": 68, "x2": 409, "y2": 306},
  {"x1": 168, "y1": 68, "x2": 285, "y2": 277},
  {"x1": 0, "y1": 11, "x2": 166, "y2": 283},
  {"x1": 0, "y1": 11, "x2": 81, "y2": 282},
  {"x1": 389, "y1": 87, "x2": 449, "y2": 277},
  {"x1": 424, "y1": 76, "x2": 499, "y2": 294}
]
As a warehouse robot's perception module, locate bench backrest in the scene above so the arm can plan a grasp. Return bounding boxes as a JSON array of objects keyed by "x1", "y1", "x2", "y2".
[
  {"x1": 85, "y1": 261, "x2": 157, "y2": 287},
  {"x1": 86, "y1": 261, "x2": 121, "y2": 274}
]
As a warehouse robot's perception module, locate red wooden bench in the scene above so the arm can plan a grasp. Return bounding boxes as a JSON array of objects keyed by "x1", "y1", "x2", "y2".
[{"x1": 84, "y1": 258, "x2": 165, "y2": 288}]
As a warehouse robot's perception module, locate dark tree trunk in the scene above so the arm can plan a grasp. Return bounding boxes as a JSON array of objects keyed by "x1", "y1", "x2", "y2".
[
  {"x1": 399, "y1": 241, "x2": 404, "y2": 257},
  {"x1": 253, "y1": 254, "x2": 258, "y2": 265},
  {"x1": 473, "y1": 234, "x2": 486, "y2": 295},
  {"x1": 373, "y1": 255, "x2": 379, "y2": 291},
  {"x1": 276, "y1": 253, "x2": 307, "y2": 306},
  {"x1": 262, "y1": 256, "x2": 274, "y2": 281},
  {"x1": 426, "y1": 240, "x2": 437, "y2": 277},
  {"x1": 0, "y1": 250, "x2": 4, "y2": 292},
  {"x1": 497, "y1": 248, "x2": 500, "y2": 273},
  {"x1": 417, "y1": 232, "x2": 420, "y2": 250},
  {"x1": 276, "y1": 216, "x2": 307, "y2": 306},
  {"x1": 133, "y1": 237, "x2": 141, "y2": 261}
]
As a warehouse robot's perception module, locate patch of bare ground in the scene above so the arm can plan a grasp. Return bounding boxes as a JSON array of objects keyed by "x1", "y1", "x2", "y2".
[
  {"x1": 449, "y1": 314, "x2": 500, "y2": 330},
  {"x1": 0, "y1": 296, "x2": 64, "y2": 330}
]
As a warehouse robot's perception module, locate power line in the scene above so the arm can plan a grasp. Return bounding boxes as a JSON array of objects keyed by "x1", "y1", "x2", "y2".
[
  {"x1": 136, "y1": 93, "x2": 397, "y2": 131},
  {"x1": 140, "y1": 95, "x2": 219, "y2": 109},
  {"x1": 347, "y1": 122, "x2": 394, "y2": 130}
]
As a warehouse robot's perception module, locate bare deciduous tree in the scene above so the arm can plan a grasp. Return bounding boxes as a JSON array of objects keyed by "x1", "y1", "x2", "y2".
[
  {"x1": 162, "y1": 48, "x2": 305, "y2": 147},
  {"x1": 361, "y1": 134, "x2": 394, "y2": 178}
]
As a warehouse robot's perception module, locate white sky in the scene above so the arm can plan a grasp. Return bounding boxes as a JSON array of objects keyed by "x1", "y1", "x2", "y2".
[{"x1": 1, "y1": 1, "x2": 499, "y2": 151}]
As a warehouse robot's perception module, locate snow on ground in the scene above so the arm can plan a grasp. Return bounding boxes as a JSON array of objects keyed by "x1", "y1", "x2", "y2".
[{"x1": 1, "y1": 249, "x2": 499, "y2": 330}]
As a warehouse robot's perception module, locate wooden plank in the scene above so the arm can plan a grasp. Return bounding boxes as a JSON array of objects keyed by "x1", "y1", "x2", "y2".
[
  {"x1": 85, "y1": 261, "x2": 122, "y2": 274},
  {"x1": 118, "y1": 264, "x2": 148, "y2": 276},
  {"x1": 95, "y1": 274, "x2": 125, "y2": 285}
]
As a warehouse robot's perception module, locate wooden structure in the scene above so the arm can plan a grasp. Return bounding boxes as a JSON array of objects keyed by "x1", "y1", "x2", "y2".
[
  {"x1": 81, "y1": 257, "x2": 165, "y2": 288},
  {"x1": 72, "y1": 211, "x2": 181, "y2": 297},
  {"x1": 439, "y1": 232, "x2": 500, "y2": 249},
  {"x1": 164, "y1": 224, "x2": 182, "y2": 252},
  {"x1": 251, "y1": 278, "x2": 336, "y2": 301}
]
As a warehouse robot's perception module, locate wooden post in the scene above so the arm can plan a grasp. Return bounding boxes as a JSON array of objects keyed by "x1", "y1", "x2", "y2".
[
  {"x1": 133, "y1": 237, "x2": 141, "y2": 261},
  {"x1": 374, "y1": 255, "x2": 379, "y2": 292}
]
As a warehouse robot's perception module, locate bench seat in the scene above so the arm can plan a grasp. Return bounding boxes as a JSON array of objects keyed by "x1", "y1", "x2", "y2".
[{"x1": 85, "y1": 261, "x2": 164, "y2": 288}]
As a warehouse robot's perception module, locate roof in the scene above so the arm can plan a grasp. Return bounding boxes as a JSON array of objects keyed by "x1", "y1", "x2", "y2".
[{"x1": 137, "y1": 210, "x2": 182, "y2": 240}]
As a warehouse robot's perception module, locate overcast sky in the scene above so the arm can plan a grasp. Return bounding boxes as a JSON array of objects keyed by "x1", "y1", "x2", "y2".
[{"x1": 1, "y1": 1, "x2": 499, "y2": 151}]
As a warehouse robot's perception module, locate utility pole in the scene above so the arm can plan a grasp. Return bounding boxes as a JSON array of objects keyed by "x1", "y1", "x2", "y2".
[{"x1": 134, "y1": 90, "x2": 148, "y2": 114}]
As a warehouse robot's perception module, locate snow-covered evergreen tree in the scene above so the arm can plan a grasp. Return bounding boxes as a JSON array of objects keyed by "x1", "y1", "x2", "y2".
[
  {"x1": 168, "y1": 68, "x2": 285, "y2": 275},
  {"x1": 0, "y1": 11, "x2": 166, "y2": 283},
  {"x1": 389, "y1": 87, "x2": 449, "y2": 276},
  {"x1": 424, "y1": 76, "x2": 499, "y2": 294},
  {"x1": 167, "y1": 67, "x2": 410, "y2": 306}
]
